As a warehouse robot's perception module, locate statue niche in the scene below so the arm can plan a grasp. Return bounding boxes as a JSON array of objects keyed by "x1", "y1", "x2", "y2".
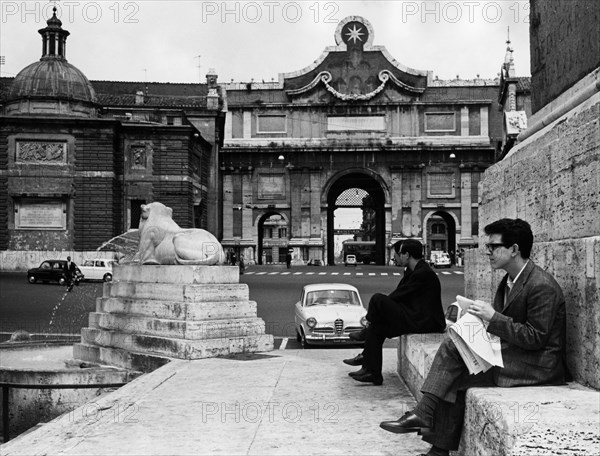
[{"x1": 138, "y1": 202, "x2": 225, "y2": 265}]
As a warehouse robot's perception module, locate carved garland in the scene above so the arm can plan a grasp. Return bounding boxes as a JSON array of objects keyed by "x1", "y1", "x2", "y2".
[{"x1": 286, "y1": 70, "x2": 425, "y2": 101}]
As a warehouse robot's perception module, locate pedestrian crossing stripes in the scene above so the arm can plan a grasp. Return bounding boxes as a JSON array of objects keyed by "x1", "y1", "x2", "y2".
[{"x1": 244, "y1": 270, "x2": 465, "y2": 277}]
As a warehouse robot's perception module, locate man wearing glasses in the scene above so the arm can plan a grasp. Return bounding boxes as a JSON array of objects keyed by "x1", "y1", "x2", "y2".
[{"x1": 379, "y1": 218, "x2": 568, "y2": 456}]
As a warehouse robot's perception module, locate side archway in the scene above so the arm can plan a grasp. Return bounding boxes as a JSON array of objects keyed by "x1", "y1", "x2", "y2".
[
  {"x1": 256, "y1": 211, "x2": 290, "y2": 265},
  {"x1": 422, "y1": 210, "x2": 458, "y2": 263}
]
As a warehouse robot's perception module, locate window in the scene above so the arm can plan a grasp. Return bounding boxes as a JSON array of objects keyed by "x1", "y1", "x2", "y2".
[
  {"x1": 130, "y1": 200, "x2": 145, "y2": 229},
  {"x1": 432, "y1": 223, "x2": 446, "y2": 234},
  {"x1": 257, "y1": 115, "x2": 286, "y2": 133},
  {"x1": 425, "y1": 112, "x2": 456, "y2": 132},
  {"x1": 166, "y1": 116, "x2": 182, "y2": 126},
  {"x1": 278, "y1": 227, "x2": 287, "y2": 238}
]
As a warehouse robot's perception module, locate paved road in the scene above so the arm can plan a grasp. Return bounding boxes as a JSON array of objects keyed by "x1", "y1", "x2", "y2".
[
  {"x1": 0, "y1": 265, "x2": 464, "y2": 345},
  {"x1": 241, "y1": 264, "x2": 464, "y2": 349}
]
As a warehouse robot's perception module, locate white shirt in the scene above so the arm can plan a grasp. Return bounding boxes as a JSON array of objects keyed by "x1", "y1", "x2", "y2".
[{"x1": 505, "y1": 260, "x2": 529, "y2": 304}]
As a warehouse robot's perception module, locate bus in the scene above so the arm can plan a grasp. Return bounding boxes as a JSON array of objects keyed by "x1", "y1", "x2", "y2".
[{"x1": 341, "y1": 240, "x2": 376, "y2": 265}]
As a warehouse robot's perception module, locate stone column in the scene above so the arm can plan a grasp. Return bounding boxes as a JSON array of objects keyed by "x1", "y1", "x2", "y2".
[
  {"x1": 223, "y1": 174, "x2": 234, "y2": 239},
  {"x1": 459, "y1": 170, "x2": 473, "y2": 244},
  {"x1": 224, "y1": 111, "x2": 233, "y2": 140},
  {"x1": 242, "y1": 111, "x2": 251, "y2": 139},
  {"x1": 310, "y1": 171, "x2": 321, "y2": 238},
  {"x1": 391, "y1": 170, "x2": 403, "y2": 235},
  {"x1": 241, "y1": 173, "x2": 253, "y2": 239},
  {"x1": 461, "y1": 106, "x2": 469, "y2": 136},
  {"x1": 290, "y1": 170, "x2": 302, "y2": 238},
  {"x1": 480, "y1": 106, "x2": 489, "y2": 137}
]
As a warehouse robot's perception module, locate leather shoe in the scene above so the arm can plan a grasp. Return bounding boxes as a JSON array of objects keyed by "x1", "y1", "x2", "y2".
[
  {"x1": 343, "y1": 353, "x2": 364, "y2": 366},
  {"x1": 348, "y1": 329, "x2": 366, "y2": 342},
  {"x1": 351, "y1": 372, "x2": 383, "y2": 385},
  {"x1": 348, "y1": 367, "x2": 367, "y2": 378},
  {"x1": 379, "y1": 412, "x2": 432, "y2": 434}
]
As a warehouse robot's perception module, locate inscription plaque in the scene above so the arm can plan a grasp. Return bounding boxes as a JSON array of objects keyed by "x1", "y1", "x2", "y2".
[{"x1": 16, "y1": 201, "x2": 66, "y2": 229}]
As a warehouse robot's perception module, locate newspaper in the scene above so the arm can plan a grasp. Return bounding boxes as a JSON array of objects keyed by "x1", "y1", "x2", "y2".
[{"x1": 447, "y1": 295, "x2": 504, "y2": 375}]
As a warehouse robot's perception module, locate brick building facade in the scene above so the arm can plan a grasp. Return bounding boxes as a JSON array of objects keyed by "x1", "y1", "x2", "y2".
[{"x1": 0, "y1": 9, "x2": 224, "y2": 268}]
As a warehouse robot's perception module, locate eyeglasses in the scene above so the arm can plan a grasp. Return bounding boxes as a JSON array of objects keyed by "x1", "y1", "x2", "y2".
[{"x1": 484, "y1": 243, "x2": 507, "y2": 253}]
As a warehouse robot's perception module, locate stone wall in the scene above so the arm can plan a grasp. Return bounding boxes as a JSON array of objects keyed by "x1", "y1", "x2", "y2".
[
  {"x1": 465, "y1": 75, "x2": 600, "y2": 389},
  {"x1": 530, "y1": 0, "x2": 600, "y2": 113}
]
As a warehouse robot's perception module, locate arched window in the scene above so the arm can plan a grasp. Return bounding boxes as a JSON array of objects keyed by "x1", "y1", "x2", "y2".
[{"x1": 432, "y1": 223, "x2": 446, "y2": 234}]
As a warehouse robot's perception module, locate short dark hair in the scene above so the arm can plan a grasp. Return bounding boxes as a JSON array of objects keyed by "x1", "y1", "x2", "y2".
[
  {"x1": 394, "y1": 239, "x2": 424, "y2": 259},
  {"x1": 484, "y1": 218, "x2": 533, "y2": 258}
]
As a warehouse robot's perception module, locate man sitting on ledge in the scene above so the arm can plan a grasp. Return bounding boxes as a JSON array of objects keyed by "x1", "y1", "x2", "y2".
[
  {"x1": 346, "y1": 239, "x2": 446, "y2": 385},
  {"x1": 379, "y1": 218, "x2": 568, "y2": 456}
]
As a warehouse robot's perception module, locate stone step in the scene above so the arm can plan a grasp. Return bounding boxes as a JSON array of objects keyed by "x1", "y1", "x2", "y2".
[
  {"x1": 88, "y1": 312, "x2": 266, "y2": 339},
  {"x1": 97, "y1": 296, "x2": 258, "y2": 320},
  {"x1": 106, "y1": 282, "x2": 249, "y2": 302},
  {"x1": 114, "y1": 264, "x2": 239, "y2": 284},
  {"x1": 81, "y1": 328, "x2": 274, "y2": 360},
  {"x1": 73, "y1": 343, "x2": 171, "y2": 373}
]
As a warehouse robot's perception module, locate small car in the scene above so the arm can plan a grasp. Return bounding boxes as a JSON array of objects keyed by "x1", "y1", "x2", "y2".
[
  {"x1": 344, "y1": 255, "x2": 357, "y2": 267},
  {"x1": 430, "y1": 251, "x2": 451, "y2": 268},
  {"x1": 27, "y1": 260, "x2": 83, "y2": 285},
  {"x1": 78, "y1": 258, "x2": 116, "y2": 282},
  {"x1": 294, "y1": 283, "x2": 367, "y2": 346}
]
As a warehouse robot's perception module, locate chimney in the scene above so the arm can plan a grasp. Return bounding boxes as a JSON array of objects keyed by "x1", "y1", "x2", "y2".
[
  {"x1": 135, "y1": 90, "x2": 144, "y2": 105},
  {"x1": 206, "y1": 68, "x2": 219, "y2": 110}
]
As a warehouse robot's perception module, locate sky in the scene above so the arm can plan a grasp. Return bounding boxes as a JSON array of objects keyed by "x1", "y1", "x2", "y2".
[{"x1": 1, "y1": 0, "x2": 531, "y2": 83}]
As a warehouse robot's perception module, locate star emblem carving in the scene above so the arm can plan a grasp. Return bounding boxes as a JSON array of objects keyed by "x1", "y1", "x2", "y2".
[{"x1": 345, "y1": 25, "x2": 364, "y2": 44}]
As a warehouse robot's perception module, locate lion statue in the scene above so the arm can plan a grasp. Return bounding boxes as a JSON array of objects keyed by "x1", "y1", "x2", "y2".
[{"x1": 137, "y1": 202, "x2": 225, "y2": 265}]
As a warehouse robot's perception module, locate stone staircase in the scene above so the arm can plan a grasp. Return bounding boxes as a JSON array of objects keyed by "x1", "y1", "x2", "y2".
[{"x1": 73, "y1": 264, "x2": 274, "y2": 372}]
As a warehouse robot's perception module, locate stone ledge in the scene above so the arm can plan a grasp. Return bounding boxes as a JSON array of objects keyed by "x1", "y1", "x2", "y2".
[
  {"x1": 114, "y1": 264, "x2": 240, "y2": 284},
  {"x1": 397, "y1": 334, "x2": 600, "y2": 456}
]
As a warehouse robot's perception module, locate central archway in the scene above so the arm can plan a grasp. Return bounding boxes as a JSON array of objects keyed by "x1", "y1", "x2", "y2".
[{"x1": 326, "y1": 171, "x2": 387, "y2": 265}]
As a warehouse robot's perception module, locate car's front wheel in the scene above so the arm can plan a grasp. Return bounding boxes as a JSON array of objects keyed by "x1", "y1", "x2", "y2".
[
  {"x1": 58, "y1": 277, "x2": 66, "y2": 286},
  {"x1": 296, "y1": 329, "x2": 302, "y2": 343},
  {"x1": 300, "y1": 329, "x2": 312, "y2": 349},
  {"x1": 27, "y1": 275, "x2": 36, "y2": 284},
  {"x1": 103, "y1": 273, "x2": 113, "y2": 282}
]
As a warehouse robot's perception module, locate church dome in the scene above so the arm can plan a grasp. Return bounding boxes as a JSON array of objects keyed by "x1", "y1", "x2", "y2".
[
  {"x1": 8, "y1": 59, "x2": 96, "y2": 103},
  {"x1": 4, "y1": 7, "x2": 97, "y2": 117}
]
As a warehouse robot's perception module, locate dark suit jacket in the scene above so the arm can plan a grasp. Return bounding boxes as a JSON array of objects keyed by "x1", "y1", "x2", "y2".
[
  {"x1": 384, "y1": 259, "x2": 446, "y2": 335},
  {"x1": 65, "y1": 261, "x2": 77, "y2": 279},
  {"x1": 487, "y1": 260, "x2": 567, "y2": 387}
]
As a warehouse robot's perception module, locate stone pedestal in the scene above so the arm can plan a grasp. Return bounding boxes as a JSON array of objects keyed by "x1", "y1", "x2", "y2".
[{"x1": 73, "y1": 265, "x2": 274, "y2": 372}]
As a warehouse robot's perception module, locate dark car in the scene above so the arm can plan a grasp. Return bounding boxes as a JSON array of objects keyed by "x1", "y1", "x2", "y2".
[{"x1": 27, "y1": 260, "x2": 83, "y2": 285}]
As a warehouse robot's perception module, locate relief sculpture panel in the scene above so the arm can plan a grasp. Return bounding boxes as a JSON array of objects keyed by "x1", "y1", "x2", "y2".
[{"x1": 16, "y1": 141, "x2": 67, "y2": 163}]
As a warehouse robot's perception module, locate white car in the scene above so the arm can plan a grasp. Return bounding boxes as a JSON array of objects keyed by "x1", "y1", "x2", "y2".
[
  {"x1": 78, "y1": 259, "x2": 116, "y2": 282},
  {"x1": 430, "y1": 251, "x2": 451, "y2": 268},
  {"x1": 344, "y1": 255, "x2": 357, "y2": 266},
  {"x1": 294, "y1": 283, "x2": 367, "y2": 346}
]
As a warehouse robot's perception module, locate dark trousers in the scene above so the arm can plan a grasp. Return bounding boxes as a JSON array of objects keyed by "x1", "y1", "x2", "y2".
[
  {"x1": 363, "y1": 293, "x2": 407, "y2": 376},
  {"x1": 421, "y1": 338, "x2": 495, "y2": 451}
]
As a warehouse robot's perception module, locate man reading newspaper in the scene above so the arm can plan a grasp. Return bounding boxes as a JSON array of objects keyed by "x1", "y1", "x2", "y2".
[{"x1": 379, "y1": 218, "x2": 568, "y2": 456}]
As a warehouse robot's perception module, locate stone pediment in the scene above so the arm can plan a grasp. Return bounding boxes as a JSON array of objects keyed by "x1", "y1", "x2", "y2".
[{"x1": 282, "y1": 16, "x2": 431, "y2": 101}]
